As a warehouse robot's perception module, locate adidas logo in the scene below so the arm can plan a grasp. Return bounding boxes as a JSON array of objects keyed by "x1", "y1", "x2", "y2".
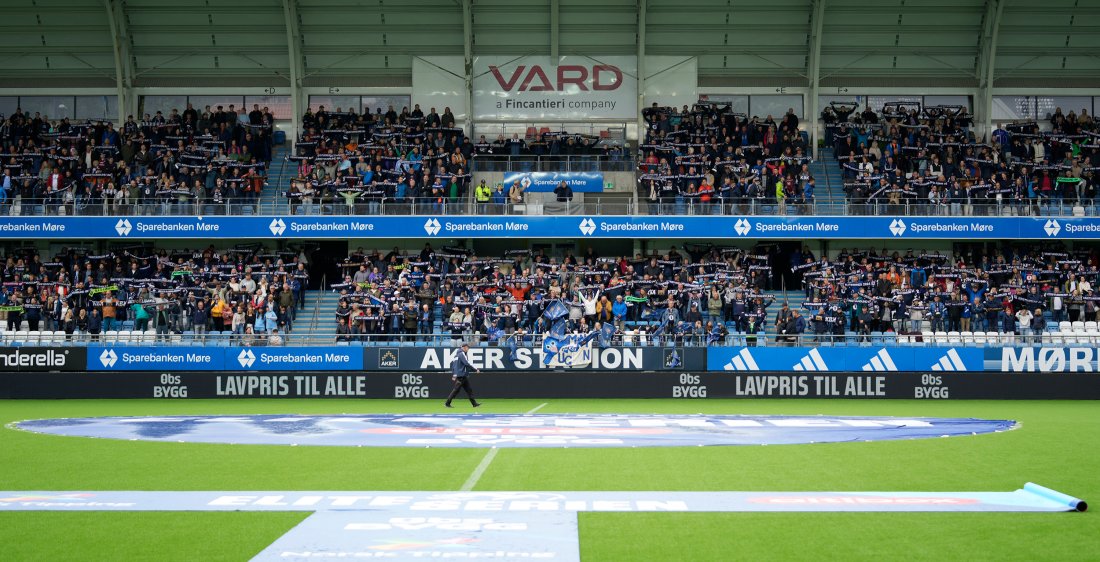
[
  {"x1": 722, "y1": 349, "x2": 760, "y2": 371},
  {"x1": 860, "y1": 349, "x2": 898, "y2": 372},
  {"x1": 930, "y1": 348, "x2": 967, "y2": 371},
  {"x1": 792, "y1": 348, "x2": 829, "y2": 371},
  {"x1": 889, "y1": 219, "x2": 906, "y2": 237},
  {"x1": 1044, "y1": 219, "x2": 1061, "y2": 237}
]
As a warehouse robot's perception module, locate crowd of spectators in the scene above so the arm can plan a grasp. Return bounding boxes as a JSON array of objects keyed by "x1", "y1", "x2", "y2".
[
  {"x1": 0, "y1": 103, "x2": 274, "y2": 216},
  {"x1": 329, "y1": 242, "x2": 786, "y2": 346},
  {"x1": 636, "y1": 102, "x2": 815, "y2": 215},
  {"x1": 828, "y1": 102, "x2": 1100, "y2": 215},
  {"x1": 794, "y1": 242, "x2": 1100, "y2": 341},
  {"x1": 0, "y1": 244, "x2": 308, "y2": 345},
  {"x1": 286, "y1": 104, "x2": 617, "y2": 215},
  {"x1": 327, "y1": 241, "x2": 1100, "y2": 346}
]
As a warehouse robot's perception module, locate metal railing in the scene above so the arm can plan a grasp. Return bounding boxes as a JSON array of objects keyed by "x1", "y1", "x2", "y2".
[
  {"x1": 0, "y1": 328, "x2": 1080, "y2": 348},
  {"x1": 1, "y1": 196, "x2": 638, "y2": 217},
  {"x1": 468, "y1": 154, "x2": 635, "y2": 172}
]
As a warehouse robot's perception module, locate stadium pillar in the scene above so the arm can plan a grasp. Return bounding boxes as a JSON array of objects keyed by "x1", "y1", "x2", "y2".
[
  {"x1": 807, "y1": 0, "x2": 826, "y2": 160},
  {"x1": 551, "y1": 0, "x2": 560, "y2": 60},
  {"x1": 977, "y1": 0, "x2": 1004, "y2": 142},
  {"x1": 463, "y1": 0, "x2": 474, "y2": 141},
  {"x1": 103, "y1": 0, "x2": 135, "y2": 125},
  {"x1": 637, "y1": 0, "x2": 647, "y2": 213},
  {"x1": 283, "y1": 0, "x2": 306, "y2": 150}
]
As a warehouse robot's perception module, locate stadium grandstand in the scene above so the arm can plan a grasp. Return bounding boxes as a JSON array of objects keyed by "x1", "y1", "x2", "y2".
[{"x1": 1, "y1": 1, "x2": 1098, "y2": 561}]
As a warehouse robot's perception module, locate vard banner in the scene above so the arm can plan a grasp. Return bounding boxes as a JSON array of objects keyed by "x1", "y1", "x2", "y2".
[
  {"x1": 472, "y1": 55, "x2": 638, "y2": 121},
  {"x1": 4, "y1": 215, "x2": 1100, "y2": 240},
  {"x1": 501, "y1": 172, "x2": 604, "y2": 193}
]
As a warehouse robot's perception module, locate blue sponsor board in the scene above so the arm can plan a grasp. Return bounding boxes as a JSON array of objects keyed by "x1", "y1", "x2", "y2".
[
  {"x1": 233, "y1": 347, "x2": 363, "y2": 371},
  {"x1": 502, "y1": 171, "x2": 604, "y2": 192},
  {"x1": 987, "y1": 346, "x2": 1100, "y2": 372},
  {"x1": 87, "y1": 346, "x2": 223, "y2": 371},
  {"x1": 7, "y1": 215, "x2": 1100, "y2": 240},
  {"x1": 708, "y1": 346, "x2": 984, "y2": 373},
  {"x1": 86, "y1": 346, "x2": 361, "y2": 371},
  {"x1": 14, "y1": 414, "x2": 1016, "y2": 448}
]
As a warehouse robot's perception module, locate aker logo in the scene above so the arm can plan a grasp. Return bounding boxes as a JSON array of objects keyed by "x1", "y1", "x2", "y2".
[
  {"x1": 889, "y1": 219, "x2": 907, "y2": 237},
  {"x1": 99, "y1": 349, "x2": 118, "y2": 368},
  {"x1": 860, "y1": 349, "x2": 897, "y2": 372},
  {"x1": 930, "y1": 348, "x2": 968, "y2": 371},
  {"x1": 114, "y1": 219, "x2": 132, "y2": 236},
  {"x1": 664, "y1": 349, "x2": 682, "y2": 369},
  {"x1": 268, "y1": 218, "x2": 286, "y2": 236},
  {"x1": 722, "y1": 348, "x2": 760, "y2": 371},
  {"x1": 1044, "y1": 219, "x2": 1061, "y2": 237},
  {"x1": 579, "y1": 218, "x2": 596, "y2": 236},
  {"x1": 379, "y1": 348, "x2": 400, "y2": 369},
  {"x1": 791, "y1": 348, "x2": 829, "y2": 371},
  {"x1": 734, "y1": 218, "x2": 752, "y2": 236},
  {"x1": 237, "y1": 349, "x2": 256, "y2": 368},
  {"x1": 423, "y1": 218, "x2": 442, "y2": 236}
]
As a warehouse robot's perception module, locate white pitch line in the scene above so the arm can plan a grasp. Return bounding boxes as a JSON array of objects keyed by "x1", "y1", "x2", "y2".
[
  {"x1": 460, "y1": 448, "x2": 499, "y2": 491},
  {"x1": 459, "y1": 403, "x2": 546, "y2": 491}
]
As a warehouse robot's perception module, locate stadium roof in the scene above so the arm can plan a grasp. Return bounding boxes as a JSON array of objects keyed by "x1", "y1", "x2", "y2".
[{"x1": 0, "y1": 0, "x2": 1097, "y2": 89}]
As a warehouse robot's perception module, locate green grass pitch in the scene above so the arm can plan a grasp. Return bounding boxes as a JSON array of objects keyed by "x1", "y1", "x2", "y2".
[{"x1": 0, "y1": 399, "x2": 1097, "y2": 561}]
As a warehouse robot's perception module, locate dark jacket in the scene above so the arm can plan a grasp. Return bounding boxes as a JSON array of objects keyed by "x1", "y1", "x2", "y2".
[{"x1": 451, "y1": 348, "x2": 476, "y2": 377}]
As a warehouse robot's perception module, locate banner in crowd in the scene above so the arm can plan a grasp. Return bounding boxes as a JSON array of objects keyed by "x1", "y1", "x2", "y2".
[
  {"x1": 472, "y1": 55, "x2": 638, "y2": 121},
  {"x1": 365, "y1": 346, "x2": 704, "y2": 372},
  {"x1": 501, "y1": 172, "x2": 604, "y2": 193},
  {"x1": 4, "y1": 215, "x2": 1100, "y2": 240}
]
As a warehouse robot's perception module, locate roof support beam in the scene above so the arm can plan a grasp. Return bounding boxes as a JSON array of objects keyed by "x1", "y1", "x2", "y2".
[
  {"x1": 103, "y1": 0, "x2": 135, "y2": 124},
  {"x1": 807, "y1": 0, "x2": 826, "y2": 159},
  {"x1": 977, "y1": 0, "x2": 1004, "y2": 141},
  {"x1": 282, "y1": 0, "x2": 306, "y2": 147}
]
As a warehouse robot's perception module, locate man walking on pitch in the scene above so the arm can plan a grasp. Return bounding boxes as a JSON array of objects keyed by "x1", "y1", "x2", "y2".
[{"x1": 445, "y1": 342, "x2": 481, "y2": 408}]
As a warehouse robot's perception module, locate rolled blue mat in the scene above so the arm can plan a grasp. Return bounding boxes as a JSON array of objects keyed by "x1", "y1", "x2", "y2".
[{"x1": 1023, "y1": 482, "x2": 1088, "y2": 512}]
